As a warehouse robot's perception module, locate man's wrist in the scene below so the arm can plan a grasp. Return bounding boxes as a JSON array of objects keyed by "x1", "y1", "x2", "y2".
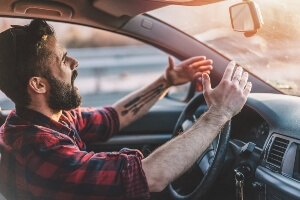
[
  {"x1": 205, "y1": 107, "x2": 232, "y2": 124},
  {"x1": 160, "y1": 74, "x2": 172, "y2": 87}
]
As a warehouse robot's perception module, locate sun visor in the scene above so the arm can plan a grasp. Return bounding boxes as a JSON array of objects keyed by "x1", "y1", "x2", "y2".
[{"x1": 92, "y1": 0, "x2": 223, "y2": 17}]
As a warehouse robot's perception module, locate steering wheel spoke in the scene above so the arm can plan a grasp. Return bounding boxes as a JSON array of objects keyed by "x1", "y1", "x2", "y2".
[{"x1": 197, "y1": 144, "x2": 215, "y2": 174}]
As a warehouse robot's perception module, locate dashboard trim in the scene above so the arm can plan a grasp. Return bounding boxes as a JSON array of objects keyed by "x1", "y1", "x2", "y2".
[{"x1": 256, "y1": 166, "x2": 300, "y2": 199}]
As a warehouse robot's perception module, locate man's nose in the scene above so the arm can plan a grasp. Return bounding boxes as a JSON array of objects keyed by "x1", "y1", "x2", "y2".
[{"x1": 70, "y1": 57, "x2": 79, "y2": 70}]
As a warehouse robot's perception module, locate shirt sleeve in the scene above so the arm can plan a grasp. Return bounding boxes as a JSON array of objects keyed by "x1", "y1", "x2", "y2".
[
  {"x1": 26, "y1": 135, "x2": 150, "y2": 200},
  {"x1": 63, "y1": 106, "x2": 120, "y2": 143},
  {"x1": 119, "y1": 148, "x2": 150, "y2": 199}
]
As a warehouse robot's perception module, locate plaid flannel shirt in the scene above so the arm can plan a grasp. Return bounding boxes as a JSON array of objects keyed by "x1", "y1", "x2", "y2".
[{"x1": 0, "y1": 106, "x2": 150, "y2": 200}]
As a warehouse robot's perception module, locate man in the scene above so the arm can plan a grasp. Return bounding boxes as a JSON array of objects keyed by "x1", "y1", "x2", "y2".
[{"x1": 0, "y1": 19, "x2": 251, "y2": 199}]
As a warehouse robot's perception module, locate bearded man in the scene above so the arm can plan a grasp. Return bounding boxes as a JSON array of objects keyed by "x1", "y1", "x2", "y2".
[{"x1": 0, "y1": 19, "x2": 251, "y2": 200}]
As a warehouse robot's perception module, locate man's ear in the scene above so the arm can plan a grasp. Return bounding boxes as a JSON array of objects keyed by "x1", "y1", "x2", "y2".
[{"x1": 28, "y1": 77, "x2": 47, "y2": 94}]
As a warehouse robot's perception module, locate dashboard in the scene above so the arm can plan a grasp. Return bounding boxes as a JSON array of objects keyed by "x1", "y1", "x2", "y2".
[
  {"x1": 231, "y1": 106, "x2": 269, "y2": 149},
  {"x1": 0, "y1": 92, "x2": 299, "y2": 200},
  {"x1": 231, "y1": 93, "x2": 300, "y2": 200}
]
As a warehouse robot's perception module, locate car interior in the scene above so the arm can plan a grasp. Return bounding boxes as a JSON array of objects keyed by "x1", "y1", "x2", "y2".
[{"x1": 1, "y1": 0, "x2": 300, "y2": 200}]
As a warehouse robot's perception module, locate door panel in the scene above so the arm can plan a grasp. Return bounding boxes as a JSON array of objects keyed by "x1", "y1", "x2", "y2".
[{"x1": 87, "y1": 99, "x2": 185, "y2": 155}]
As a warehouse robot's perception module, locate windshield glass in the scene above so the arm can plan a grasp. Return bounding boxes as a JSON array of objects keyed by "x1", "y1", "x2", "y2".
[{"x1": 149, "y1": 0, "x2": 300, "y2": 96}]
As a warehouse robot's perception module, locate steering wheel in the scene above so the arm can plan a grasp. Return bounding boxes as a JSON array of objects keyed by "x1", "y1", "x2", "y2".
[{"x1": 168, "y1": 92, "x2": 231, "y2": 200}]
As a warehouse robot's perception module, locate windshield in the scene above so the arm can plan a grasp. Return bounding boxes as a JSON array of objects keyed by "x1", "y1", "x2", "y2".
[{"x1": 149, "y1": 0, "x2": 300, "y2": 96}]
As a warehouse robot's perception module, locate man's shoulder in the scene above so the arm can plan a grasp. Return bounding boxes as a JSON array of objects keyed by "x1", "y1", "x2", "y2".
[
  {"x1": 8, "y1": 124, "x2": 58, "y2": 143},
  {"x1": 62, "y1": 106, "x2": 111, "y2": 121}
]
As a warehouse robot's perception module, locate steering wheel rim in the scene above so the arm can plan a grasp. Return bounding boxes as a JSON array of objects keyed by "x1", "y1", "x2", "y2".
[{"x1": 168, "y1": 92, "x2": 231, "y2": 200}]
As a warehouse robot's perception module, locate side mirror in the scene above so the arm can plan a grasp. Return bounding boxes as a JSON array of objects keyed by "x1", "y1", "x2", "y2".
[{"x1": 229, "y1": 0, "x2": 263, "y2": 36}]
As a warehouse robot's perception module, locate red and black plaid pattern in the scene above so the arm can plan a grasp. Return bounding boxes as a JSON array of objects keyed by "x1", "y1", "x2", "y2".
[{"x1": 0, "y1": 107, "x2": 150, "y2": 200}]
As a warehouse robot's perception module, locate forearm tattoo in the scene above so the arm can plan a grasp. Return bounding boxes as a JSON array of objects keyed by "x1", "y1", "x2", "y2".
[{"x1": 121, "y1": 84, "x2": 168, "y2": 116}]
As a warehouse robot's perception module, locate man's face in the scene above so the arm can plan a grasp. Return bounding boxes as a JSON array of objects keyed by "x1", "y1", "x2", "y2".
[
  {"x1": 45, "y1": 37, "x2": 82, "y2": 110},
  {"x1": 46, "y1": 71, "x2": 82, "y2": 111}
]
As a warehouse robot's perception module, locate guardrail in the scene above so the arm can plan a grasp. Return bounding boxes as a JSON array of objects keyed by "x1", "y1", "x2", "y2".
[{"x1": 69, "y1": 45, "x2": 169, "y2": 76}]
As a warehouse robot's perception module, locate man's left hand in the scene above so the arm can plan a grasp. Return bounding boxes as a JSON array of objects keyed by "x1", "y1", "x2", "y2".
[{"x1": 164, "y1": 56, "x2": 213, "y2": 86}]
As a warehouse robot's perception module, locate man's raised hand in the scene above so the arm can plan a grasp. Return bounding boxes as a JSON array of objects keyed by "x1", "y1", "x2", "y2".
[{"x1": 202, "y1": 61, "x2": 252, "y2": 120}]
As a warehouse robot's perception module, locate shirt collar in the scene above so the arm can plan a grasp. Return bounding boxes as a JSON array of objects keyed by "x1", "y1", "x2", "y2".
[{"x1": 15, "y1": 106, "x2": 72, "y2": 135}]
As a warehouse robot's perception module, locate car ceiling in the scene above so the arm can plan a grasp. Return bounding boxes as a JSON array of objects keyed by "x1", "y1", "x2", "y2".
[{"x1": 0, "y1": 0, "x2": 223, "y2": 31}]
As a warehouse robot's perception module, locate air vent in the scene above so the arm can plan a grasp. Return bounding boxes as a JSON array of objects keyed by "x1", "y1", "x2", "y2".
[{"x1": 266, "y1": 137, "x2": 289, "y2": 169}]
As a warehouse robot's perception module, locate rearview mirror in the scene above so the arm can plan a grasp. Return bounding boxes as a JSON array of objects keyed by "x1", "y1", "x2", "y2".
[{"x1": 229, "y1": 1, "x2": 263, "y2": 35}]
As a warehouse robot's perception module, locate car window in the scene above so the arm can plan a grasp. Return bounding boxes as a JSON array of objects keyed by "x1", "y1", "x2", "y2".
[
  {"x1": 149, "y1": 0, "x2": 300, "y2": 96},
  {"x1": 0, "y1": 18, "x2": 189, "y2": 110}
]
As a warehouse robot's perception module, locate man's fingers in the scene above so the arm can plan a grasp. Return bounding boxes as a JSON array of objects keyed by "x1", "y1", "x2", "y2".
[
  {"x1": 222, "y1": 61, "x2": 236, "y2": 80},
  {"x1": 185, "y1": 56, "x2": 206, "y2": 65},
  {"x1": 192, "y1": 65, "x2": 213, "y2": 72},
  {"x1": 202, "y1": 73, "x2": 212, "y2": 93},
  {"x1": 189, "y1": 59, "x2": 213, "y2": 68},
  {"x1": 193, "y1": 70, "x2": 211, "y2": 79},
  {"x1": 239, "y1": 72, "x2": 248, "y2": 88},
  {"x1": 232, "y1": 66, "x2": 243, "y2": 84},
  {"x1": 168, "y1": 56, "x2": 175, "y2": 70},
  {"x1": 243, "y1": 82, "x2": 252, "y2": 95}
]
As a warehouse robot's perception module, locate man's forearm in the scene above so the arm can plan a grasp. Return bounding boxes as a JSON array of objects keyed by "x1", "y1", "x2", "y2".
[
  {"x1": 113, "y1": 75, "x2": 170, "y2": 130},
  {"x1": 141, "y1": 110, "x2": 229, "y2": 192},
  {"x1": 112, "y1": 56, "x2": 214, "y2": 130}
]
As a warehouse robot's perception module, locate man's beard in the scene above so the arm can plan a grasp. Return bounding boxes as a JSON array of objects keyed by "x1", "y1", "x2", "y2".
[{"x1": 46, "y1": 70, "x2": 82, "y2": 111}]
